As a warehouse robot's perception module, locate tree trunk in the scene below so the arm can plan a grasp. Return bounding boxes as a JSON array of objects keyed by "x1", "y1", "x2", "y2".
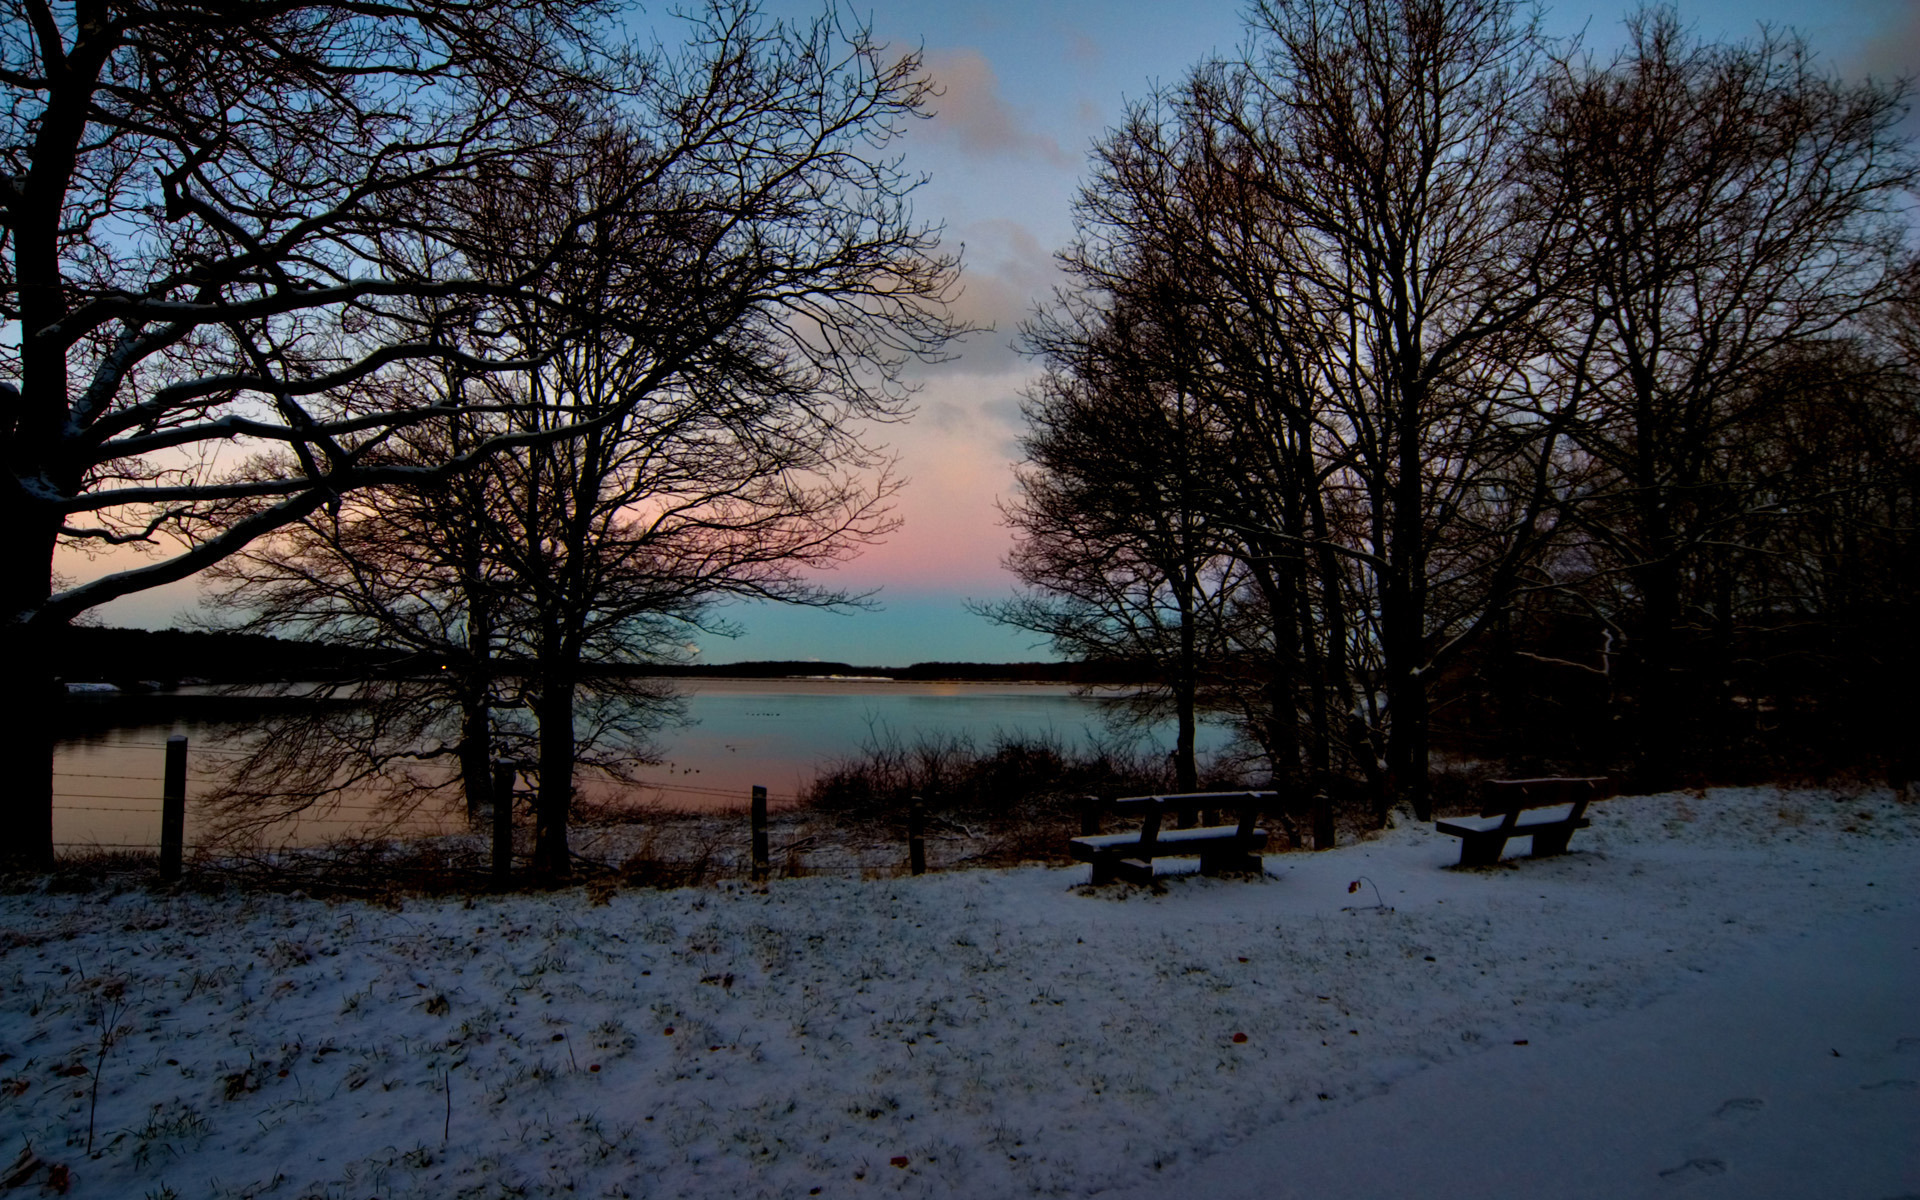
[
  {"x1": 531, "y1": 673, "x2": 576, "y2": 881},
  {"x1": 0, "y1": 512, "x2": 62, "y2": 867},
  {"x1": 2, "y1": 622, "x2": 61, "y2": 868},
  {"x1": 1307, "y1": 484, "x2": 1379, "y2": 799},
  {"x1": 7, "y1": 158, "x2": 78, "y2": 867},
  {"x1": 1173, "y1": 570, "x2": 1199, "y2": 794},
  {"x1": 459, "y1": 690, "x2": 496, "y2": 827},
  {"x1": 1244, "y1": 549, "x2": 1303, "y2": 793},
  {"x1": 1384, "y1": 386, "x2": 1433, "y2": 822},
  {"x1": 458, "y1": 593, "x2": 496, "y2": 826},
  {"x1": 1631, "y1": 555, "x2": 1686, "y2": 792}
]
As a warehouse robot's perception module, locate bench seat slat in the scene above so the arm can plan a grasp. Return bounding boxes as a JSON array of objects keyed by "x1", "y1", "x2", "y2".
[
  {"x1": 1434, "y1": 805, "x2": 1584, "y2": 835},
  {"x1": 1071, "y1": 824, "x2": 1268, "y2": 853}
]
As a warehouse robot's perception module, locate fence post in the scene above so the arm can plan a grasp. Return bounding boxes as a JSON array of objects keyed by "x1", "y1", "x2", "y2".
[
  {"x1": 908, "y1": 795, "x2": 926, "y2": 876},
  {"x1": 750, "y1": 785, "x2": 770, "y2": 882},
  {"x1": 160, "y1": 735, "x2": 187, "y2": 881},
  {"x1": 491, "y1": 764, "x2": 516, "y2": 887}
]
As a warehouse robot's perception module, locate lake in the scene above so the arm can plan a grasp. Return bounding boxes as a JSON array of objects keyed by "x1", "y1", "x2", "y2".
[{"x1": 53, "y1": 679, "x2": 1237, "y2": 852}]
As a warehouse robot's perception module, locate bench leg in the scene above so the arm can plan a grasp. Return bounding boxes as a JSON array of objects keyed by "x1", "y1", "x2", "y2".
[
  {"x1": 1115, "y1": 858, "x2": 1155, "y2": 886},
  {"x1": 1089, "y1": 854, "x2": 1119, "y2": 885},
  {"x1": 1529, "y1": 827, "x2": 1575, "y2": 857},
  {"x1": 1458, "y1": 835, "x2": 1507, "y2": 868}
]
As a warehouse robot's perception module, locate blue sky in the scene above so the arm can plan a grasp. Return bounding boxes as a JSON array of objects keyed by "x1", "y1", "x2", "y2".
[{"x1": 73, "y1": 0, "x2": 1920, "y2": 665}]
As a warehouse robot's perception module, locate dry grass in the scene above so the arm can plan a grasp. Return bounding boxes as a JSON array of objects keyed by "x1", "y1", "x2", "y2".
[{"x1": 23, "y1": 735, "x2": 1445, "y2": 898}]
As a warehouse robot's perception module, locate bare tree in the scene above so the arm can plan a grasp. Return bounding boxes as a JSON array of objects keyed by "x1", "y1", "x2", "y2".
[
  {"x1": 986, "y1": 297, "x2": 1242, "y2": 793},
  {"x1": 2, "y1": 0, "x2": 958, "y2": 865},
  {"x1": 1057, "y1": 93, "x2": 1376, "y2": 797},
  {"x1": 1021, "y1": 0, "x2": 1568, "y2": 818},
  {"x1": 1217, "y1": 0, "x2": 1576, "y2": 819},
  {"x1": 0, "y1": 0, "x2": 628, "y2": 864},
  {"x1": 197, "y1": 404, "x2": 542, "y2": 846},
  {"x1": 1532, "y1": 6, "x2": 1915, "y2": 787},
  {"x1": 205, "y1": 7, "x2": 960, "y2": 879}
]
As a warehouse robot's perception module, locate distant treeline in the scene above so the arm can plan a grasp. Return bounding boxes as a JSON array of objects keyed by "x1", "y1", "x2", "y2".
[
  {"x1": 617, "y1": 660, "x2": 1150, "y2": 684},
  {"x1": 59, "y1": 627, "x2": 1148, "y2": 686},
  {"x1": 62, "y1": 626, "x2": 406, "y2": 684}
]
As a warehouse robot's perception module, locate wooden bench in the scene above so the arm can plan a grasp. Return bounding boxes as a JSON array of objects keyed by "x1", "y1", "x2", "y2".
[
  {"x1": 1070, "y1": 791, "x2": 1274, "y2": 885},
  {"x1": 1434, "y1": 776, "x2": 1613, "y2": 867}
]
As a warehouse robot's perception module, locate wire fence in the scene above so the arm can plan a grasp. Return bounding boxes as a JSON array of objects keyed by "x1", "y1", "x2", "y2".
[{"x1": 49, "y1": 738, "x2": 816, "y2": 872}]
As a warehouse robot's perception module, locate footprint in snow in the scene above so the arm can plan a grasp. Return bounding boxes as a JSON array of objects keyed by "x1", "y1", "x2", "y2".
[
  {"x1": 1859, "y1": 1079, "x2": 1918, "y2": 1092},
  {"x1": 1712, "y1": 1098, "x2": 1765, "y2": 1123},
  {"x1": 1659, "y1": 1158, "x2": 1728, "y2": 1183},
  {"x1": 1894, "y1": 1037, "x2": 1920, "y2": 1053}
]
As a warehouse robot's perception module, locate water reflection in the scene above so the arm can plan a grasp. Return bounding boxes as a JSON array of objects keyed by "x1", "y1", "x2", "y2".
[{"x1": 53, "y1": 679, "x2": 1234, "y2": 851}]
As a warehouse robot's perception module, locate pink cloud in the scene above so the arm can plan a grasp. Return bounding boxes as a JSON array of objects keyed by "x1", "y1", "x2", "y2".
[{"x1": 922, "y1": 48, "x2": 1073, "y2": 168}]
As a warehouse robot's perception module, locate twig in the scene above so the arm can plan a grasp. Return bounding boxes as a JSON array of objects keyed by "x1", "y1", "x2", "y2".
[
  {"x1": 443, "y1": 1069, "x2": 451, "y2": 1143},
  {"x1": 87, "y1": 995, "x2": 128, "y2": 1156}
]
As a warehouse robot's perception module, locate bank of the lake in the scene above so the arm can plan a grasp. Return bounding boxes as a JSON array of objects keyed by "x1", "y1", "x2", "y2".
[{"x1": 52, "y1": 678, "x2": 1238, "y2": 853}]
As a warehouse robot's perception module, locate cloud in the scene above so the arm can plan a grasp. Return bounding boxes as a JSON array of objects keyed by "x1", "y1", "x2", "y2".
[
  {"x1": 921, "y1": 48, "x2": 1073, "y2": 168},
  {"x1": 1842, "y1": 0, "x2": 1920, "y2": 81},
  {"x1": 924, "y1": 218, "x2": 1067, "y2": 376},
  {"x1": 1064, "y1": 32, "x2": 1101, "y2": 66}
]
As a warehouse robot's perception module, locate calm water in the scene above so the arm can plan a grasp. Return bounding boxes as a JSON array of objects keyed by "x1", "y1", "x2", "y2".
[{"x1": 53, "y1": 679, "x2": 1235, "y2": 851}]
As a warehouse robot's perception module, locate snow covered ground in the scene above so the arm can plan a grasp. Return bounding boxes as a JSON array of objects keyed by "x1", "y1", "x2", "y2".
[{"x1": 1, "y1": 785, "x2": 1914, "y2": 1199}]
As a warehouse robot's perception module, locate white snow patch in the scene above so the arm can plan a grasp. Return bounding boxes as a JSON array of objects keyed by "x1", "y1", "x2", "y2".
[{"x1": 0, "y1": 786, "x2": 1913, "y2": 1198}]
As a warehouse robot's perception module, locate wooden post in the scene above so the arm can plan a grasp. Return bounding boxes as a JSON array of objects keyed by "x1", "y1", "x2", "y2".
[
  {"x1": 1080, "y1": 796, "x2": 1100, "y2": 837},
  {"x1": 1271, "y1": 783, "x2": 1301, "y2": 850},
  {"x1": 491, "y1": 764, "x2": 515, "y2": 887},
  {"x1": 750, "y1": 785, "x2": 770, "y2": 882},
  {"x1": 907, "y1": 795, "x2": 926, "y2": 876},
  {"x1": 160, "y1": 735, "x2": 187, "y2": 881},
  {"x1": 1312, "y1": 789, "x2": 1335, "y2": 850}
]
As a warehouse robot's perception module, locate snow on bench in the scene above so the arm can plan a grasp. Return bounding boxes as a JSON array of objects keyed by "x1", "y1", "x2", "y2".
[
  {"x1": 1070, "y1": 791, "x2": 1275, "y2": 885},
  {"x1": 1434, "y1": 776, "x2": 1614, "y2": 867}
]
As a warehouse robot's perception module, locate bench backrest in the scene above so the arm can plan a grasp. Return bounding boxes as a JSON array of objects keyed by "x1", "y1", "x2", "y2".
[
  {"x1": 1106, "y1": 791, "x2": 1277, "y2": 855},
  {"x1": 1480, "y1": 777, "x2": 1612, "y2": 822}
]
